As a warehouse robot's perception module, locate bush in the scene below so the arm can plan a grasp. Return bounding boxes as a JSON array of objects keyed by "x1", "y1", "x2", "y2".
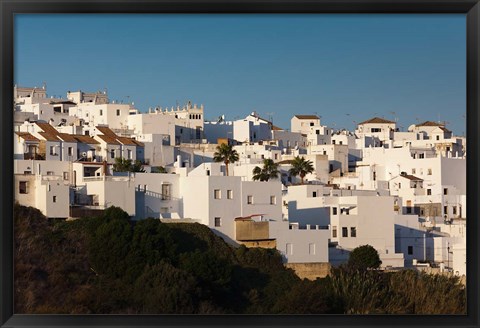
[{"x1": 347, "y1": 245, "x2": 382, "y2": 270}]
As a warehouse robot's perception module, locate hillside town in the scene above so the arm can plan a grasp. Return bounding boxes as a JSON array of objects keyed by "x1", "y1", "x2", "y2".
[{"x1": 13, "y1": 84, "x2": 467, "y2": 279}]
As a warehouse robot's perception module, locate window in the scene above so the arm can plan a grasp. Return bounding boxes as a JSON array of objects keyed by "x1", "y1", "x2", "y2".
[
  {"x1": 206, "y1": 170, "x2": 210, "y2": 176},
  {"x1": 371, "y1": 128, "x2": 381, "y2": 133},
  {"x1": 332, "y1": 226, "x2": 337, "y2": 238},
  {"x1": 214, "y1": 189, "x2": 221, "y2": 199},
  {"x1": 342, "y1": 227, "x2": 348, "y2": 237},
  {"x1": 444, "y1": 206, "x2": 448, "y2": 215},
  {"x1": 116, "y1": 109, "x2": 120, "y2": 116},
  {"x1": 332, "y1": 207, "x2": 337, "y2": 215},
  {"x1": 408, "y1": 246, "x2": 413, "y2": 255},
  {"x1": 309, "y1": 243, "x2": 316, "y2": 255},
  {"x1": 68, "y1": 147, "x2": 73, "y2": 156},
  {"x1": 110, "y1": 149, "x2": 115, "y2": 159},
  {"x1": 398, "y1": 183, "x2": 401, "y2": 189},
  {"x1": 350, "y1": 227, "x2": 357, "y2": 237},
  {"x1": 427, "y1": 189, "x2": 432, "y2": 195},
  {"x1": 436, "y1": 135, "x2": 440, "y2": 140},
  {"x1": 316, "y1": 130, "x2": 320, "y2": 135},
  {"x1": 63, "y1": 172, "x2": 69, "y2": 180},
  {"x1": 453, "y1": 206, "x2": 457, "y2": 215},
  {"x1": 286, "y1": 243, "x2": 293, "y2": 255},
  {"x1": 214, "y1": 217, "x2": 222, "y2": 227},
  {"x1": 312, "y1": 191, "x2": 317, "y2": 197},
  {"x1": 443, "y1": 188, "x2": 448, "y2": 195},
  {"x1": 412, "y1": 168, "x2": 416, "y2": 174},
  {"x1": 274, "y1": 154, "x2": 278, "y2": 160},
  {"x1": 427, "y1": 168, "x2": 432, "y2": 175},
  {"x1": 53, "y1": 196, "x2": 57, "y2": 203},
  {"x1": 99, "y1": 109, "x2": 103, "y2": 116},
  {"x1": 270, "y1": 196, "x2": 276, "y2": 205},
  {"x1": 310, "y1": 122, "x2": 314, "y2": 126},
  {"x1": 247, "y1": 195, "x2": 253, "y2": 204},
  {"x1": 323, "y1": 151, "x2": 327, "y2": 155},
  {"x1": 19, "y1": 181, "x2": 28, "y2": 194},
  {"x1": 227, "y1": 190, "x2": 233, "y2": 199},
  {"x1": 332, "y1": 140, "x2": 336, "y2": 144},
  {"x1": 50, "y1": 146, "x2": 56, "y2": 155},
  {"x1": 127, "y1": 149, "x2": 132, "y2": 160},
  {"x1": 161, "y1": 183, "x2": 171, "y2": 200}
]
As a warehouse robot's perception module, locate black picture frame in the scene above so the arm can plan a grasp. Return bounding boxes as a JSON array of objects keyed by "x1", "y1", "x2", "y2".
[{"x1": 1, "y1": 1, "x2": 479, "y2": 327}]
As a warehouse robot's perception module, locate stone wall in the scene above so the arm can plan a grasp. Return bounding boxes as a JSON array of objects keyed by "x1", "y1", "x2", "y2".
[{"x1": 285, "y1": 262, "x2": 331, "y2": 280}]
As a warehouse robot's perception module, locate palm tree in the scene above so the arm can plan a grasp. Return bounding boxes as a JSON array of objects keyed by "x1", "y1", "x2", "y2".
[
  {"x1": 252, "y1": 159, "x2": 280, "y2": 181},
  {"x1": 213, "y1": 143, "x2": 239, "y2": 176},
  {"x1": 288, "y1": 156, "x2": 314, "y2": 184}
]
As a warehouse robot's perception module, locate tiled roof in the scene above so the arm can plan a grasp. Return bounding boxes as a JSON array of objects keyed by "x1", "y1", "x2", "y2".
[
  {"x1": 399, "y1": 174, "x2": 423, "y2": 181},
  {"x1": 96, "y1": 134, "x2": 120, "y2": 145},
  {"x1": 132, "y1": 139, "x2": 145, "y2": 147},
  {"x1": 294, "y1": 115, "x2": 320, "y2": 120},
  {"x1": 35, "y1": 121, "x2": 61, "y2": 135},
  {"x1": 96, "y1": 126, "x2": 117, "y2": 137},
  {"x1": 38, "y1": 131, "x2": 60, "y2": 142},
  {"x1": 117, "y1": 136, "x2": 140, "y2": 146},
  {"x1": 358, "y1": 117, "x2": 395, "y2": 125},
  {"x1": 416, "y1": 121, "x2": 443, "y2": 127},
  {"x1": 57, "y1": 133, "x2": 78, "y2": 143},
  {"x1": 72, "y1": 135, "x2": 100, "y2": 144},
  {"x1": 438, "y1": 126, "x2": 452, "y2": 133},
  {"x1": 15, "y1": 132, "x2": 39, "y2": 142},
  {"x1": 271, "y1": 125, "x2": 284, "y2": 131}
]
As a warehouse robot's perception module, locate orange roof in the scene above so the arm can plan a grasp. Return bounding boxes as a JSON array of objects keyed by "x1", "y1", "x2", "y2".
[
  {"x1": 15, "y1": 132, "x2": 39, "y2": 142},
  {"x1": 38, "y1": 131, "x2": 60, "y2": 142},
  {"x1": 271, "y1": 125, "x2": 284, "y2": 131},
  {"x1": 416, "y1": 121, "x2": 443, "y2": 127},
  {"x1": 117, "y1": 136, "x2": 139, "y2": 146},
  {"x1": 96, "y1": 134, "x2": 120, "y2": 145},
  {"x1": 35, "y1": 121, "x2": 60, "y2": 135},
  {"x1": 57, "y1": 133, "x2": 77, "y2": 143},
  {"x1": 96, "y1": 126, "x2": 117, "y2": 137},
  {"x1": 72, "y1": 135, "x2": 100, "y2": 144},
  {"x1": 358, "y1": 117, "x2": 395, "y2": 125}
]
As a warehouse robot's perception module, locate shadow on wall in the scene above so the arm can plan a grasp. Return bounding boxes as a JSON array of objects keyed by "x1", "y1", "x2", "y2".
[{"x1": 287, "y1": 201, "x2": 331, "y2": 226}]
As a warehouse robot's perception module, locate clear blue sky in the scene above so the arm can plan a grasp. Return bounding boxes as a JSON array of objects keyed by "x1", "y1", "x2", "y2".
[{"x1": 15, "y1": 14, "x2": 466, "y2": 135}]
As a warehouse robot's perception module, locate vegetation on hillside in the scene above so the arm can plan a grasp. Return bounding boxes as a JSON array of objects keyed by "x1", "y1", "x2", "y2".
[{"x1": 14, "y1": 204, "x2": 466, "y2": 314}]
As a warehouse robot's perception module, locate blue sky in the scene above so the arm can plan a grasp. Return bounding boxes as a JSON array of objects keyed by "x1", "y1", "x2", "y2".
[{"x1": 15, "y1": 14, "x2": 466, "y2": 135}]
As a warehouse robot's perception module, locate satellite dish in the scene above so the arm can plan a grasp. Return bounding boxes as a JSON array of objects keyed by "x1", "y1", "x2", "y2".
[
  {"x1": 408, "y1": 124, "x2": 416, "y2": 132},
  {"x1": 81, "y1": 152, "x2": 87, "y2": 158}
]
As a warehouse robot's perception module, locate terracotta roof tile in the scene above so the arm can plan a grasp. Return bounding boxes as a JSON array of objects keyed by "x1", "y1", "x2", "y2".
[
  {"x1": 35, "y1": 122, "x2": 60, "y2": 135},
  {"x1": 15, "y1": 132, "x2": 39, "y2": 142},
  {"x1": 96, "y1": 134, "x2": 120, "y2": 145},
  {"x1": 358, "y1": 117, "x2": 395, "y2": 125},
  {"x1": 57, "y1": 133, "x2": 77, "y2": 143},
  {"x1": 96, "y1": 126, "x2": 117, "y2": 137},
  {"x1": 38, "y1": 131, "x2": 60, "y2": 142},
  {"x1": 416, "y1": 121, "x2": 443, "y2": 127},
  {"x1": 72, "y1": 135, "x2": 100, "y2": 144},
  {"x1": 116, "y1": 136, "x2": 139, "y2": 146}
]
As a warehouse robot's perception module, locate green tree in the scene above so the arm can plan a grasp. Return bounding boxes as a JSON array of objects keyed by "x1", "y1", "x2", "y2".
[
  {"x1": 288, "y1": 156, "x2": 314, "y2": 184},
  {"x1": 348, "y1": 245, "x2": 382, "y2": 270},
  {"x1": 113, "y1": 158, "x2": 145, "y2": 173},
  {"x1": 252, "y1": 159, "x2": 280, "y2": 182},
  {"x1": 213, "y1": 143, "x2": 239, "y2": 176},
  {"x1": 151, "y1": 166, "x2": 167, "y2": 173}
]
